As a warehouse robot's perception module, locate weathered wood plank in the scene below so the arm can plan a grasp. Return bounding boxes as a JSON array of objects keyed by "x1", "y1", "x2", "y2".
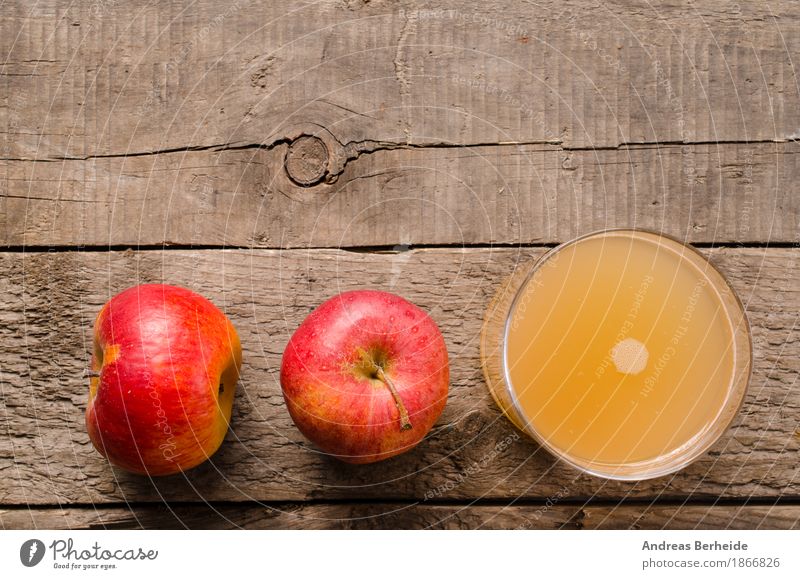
[
  {"x1": 0, "y1": 247, "x2": 797, "y2": 504},
  {"x1": 2, "y1": 1, "x2": 799, "y2": 160},
  {"x1": 2, "y1": 142, "x2": 797, "y2": 247},
  {"x1": 4, "y1": 0, "x2": 799, "y2": 248},
  {"x1": 2, "y1": 504, "x2": 798, "y2": 530}
]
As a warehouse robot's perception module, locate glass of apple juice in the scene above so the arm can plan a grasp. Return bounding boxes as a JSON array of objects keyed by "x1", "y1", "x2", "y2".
[{"x1": 480, "y1": 229, "x2": 752, "y2": 480}]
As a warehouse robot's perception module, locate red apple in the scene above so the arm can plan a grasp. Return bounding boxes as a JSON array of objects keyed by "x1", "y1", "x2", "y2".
[
  {"x1": 280, "y1": 290, "x2": 449, "y2": 463},
  {"x1": 86, "y1": 284, "x2": 242, "y2": 476}
]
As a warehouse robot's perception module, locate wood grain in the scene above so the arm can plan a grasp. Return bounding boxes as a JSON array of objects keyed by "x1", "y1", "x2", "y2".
[
  {"x1": 2, "y1": 142, "x2": 797, "y2": 247},
  {"x1": 2, "y1": 0, "x2": 800, "y2": 530},
  {"x1": 2, "y1": 504, "x2": 798, "y2": 530},
  {"x1": 4, "y1": 0, "x2": 800, "y2": 247},
  {"x1": 1, "y1": 247, "x2": 797, "y2": 505},
  {"x1": 6, "y1": 143, "x2": 800, "y2": 247},
  {"x1": 2, "y1": 0, "x2": 799, "y2": 160}
]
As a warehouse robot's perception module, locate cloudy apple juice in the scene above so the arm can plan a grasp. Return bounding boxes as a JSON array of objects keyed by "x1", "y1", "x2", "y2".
[{"x1": 483, "y1": 230, "x2": 751, "y2": 479}]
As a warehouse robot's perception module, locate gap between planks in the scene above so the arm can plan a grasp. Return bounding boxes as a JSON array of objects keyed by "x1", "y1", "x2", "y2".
[
  {"x1": 4, "y1": 496, "x2": 800, "y2": 511},
  {"x1": 2, "y1": 241, "x2": 800, "y2": 253}
]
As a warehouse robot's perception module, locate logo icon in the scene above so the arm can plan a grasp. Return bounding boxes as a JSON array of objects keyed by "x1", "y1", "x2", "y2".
[{"x1": 20, "y1": 539, "x2": 46, "y2": 567}]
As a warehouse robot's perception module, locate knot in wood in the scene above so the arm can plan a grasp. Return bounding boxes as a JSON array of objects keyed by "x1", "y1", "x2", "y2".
[{"x1": 284, "y1": 136, "x2": 329, "y2": 186}]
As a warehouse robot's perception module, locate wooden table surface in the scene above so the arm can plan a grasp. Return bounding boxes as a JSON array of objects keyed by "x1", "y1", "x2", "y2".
[{"x1": 2, "y1": 0, "x2": 799, "y2": 530}]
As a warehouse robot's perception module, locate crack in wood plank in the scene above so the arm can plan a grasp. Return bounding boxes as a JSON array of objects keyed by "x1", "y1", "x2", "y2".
[{"x1": 3, "y1": 137, "x2": 798, "y2": 165}]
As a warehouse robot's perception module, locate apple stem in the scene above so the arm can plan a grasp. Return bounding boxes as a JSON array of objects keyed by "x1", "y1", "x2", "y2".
[{"x1": 374, "y1": 366, "x2": 412, "y2": 431}]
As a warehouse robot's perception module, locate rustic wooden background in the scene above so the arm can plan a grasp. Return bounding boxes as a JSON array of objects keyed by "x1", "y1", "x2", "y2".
[{"x1": 2, "y1": 0, "x2": 799, "y2": 529}]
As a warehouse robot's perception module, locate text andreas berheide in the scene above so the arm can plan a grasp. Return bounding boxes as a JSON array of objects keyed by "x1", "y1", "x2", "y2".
[{"x1": 642, "y1": 540, "x2": 748, "y2": 552}]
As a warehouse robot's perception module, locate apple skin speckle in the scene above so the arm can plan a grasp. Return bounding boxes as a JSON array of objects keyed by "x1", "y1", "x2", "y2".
[{"x1": 280, "y1": 290, "x2": 450, "y2": 464}]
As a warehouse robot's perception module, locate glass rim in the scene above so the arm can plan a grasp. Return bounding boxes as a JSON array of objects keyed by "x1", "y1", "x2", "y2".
[{"x1": 499, "y1": 228, "x2": 754, "y2": 481}]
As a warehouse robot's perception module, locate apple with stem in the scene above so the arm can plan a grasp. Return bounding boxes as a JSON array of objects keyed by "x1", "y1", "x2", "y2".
[
  {"x1": 86, "y1": 284, "x2": 242, "y2": 476},
  {"x1": 280, "y1": 290, "x2": 450, "y2": 463}
]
